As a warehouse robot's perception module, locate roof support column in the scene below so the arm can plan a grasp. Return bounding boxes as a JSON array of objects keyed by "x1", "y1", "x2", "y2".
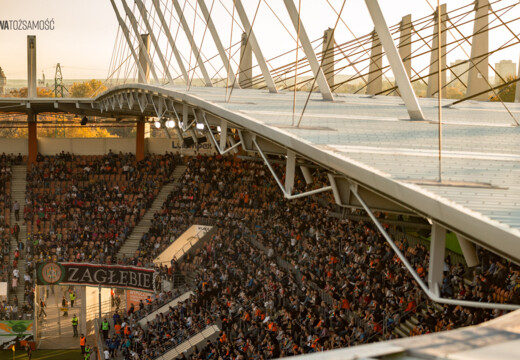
[
  {"x1": 456, "y1": 233, "x2": 479, "y2": 267},
  {"x1": 367, "y1": 30, "x2": 383, "y2": 95},
  {"x1": 282, "y1": 0, "x2": 333, "y2": 100},
  {"x1": 365, "y1": 0, "x2": 425, "y2": 120},
  {"x1": 172, "y1": 0, "x2": 213, "y2": 87},
  {"x1": 428, "y1": 223, "x2": 446, "y2": 297},
  {"x1": 322, "y1": 28, "x2": 335, "y2": 89},
  {"x1": 196, "y1": 0, "x2": 238, "y2": 87},
  {"x1": 399, "y1": 15, "x2": 412, "y2": 79},
  {"x1": 120, "y1": 0, "x2": 160, "y2": 84},
  {"x1": 300, "y1": 166, "x2": 313, "y2": 184},
  {"x1": 135, "y1": 0, "x2": 174, "y2": 84},
  {"x1": 239, "y1": 32, "x2": 253, "y2": 89},
  {"x1": 151, "y1": 0, "x2": 189, "y2": 84},
  {"x1": 234, "y1": 0, "x2": 277, "y2": 93},
  {"x1": 28, "y1": 114, "x2": 37, "y2": 170},
  {"x1": 109, "y1": 0, "x2": 148, "y2": 84},
  {"x1": 466, "y1": 0, "x2": 490, "y2": 101},
  {"x1": 136, "y1": 118, "x2": 149, "y2": 162},
  {"x1": 427, "y1": 4, "x2": 447, "y2": 98},
  {"x1": 285, "y1": 150, "x2": 296, "y2": 194}
]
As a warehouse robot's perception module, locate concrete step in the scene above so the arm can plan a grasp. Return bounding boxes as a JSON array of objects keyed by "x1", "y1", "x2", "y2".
[{"x1": 117, "y1": 166, "x2": 187, "y2": 259}]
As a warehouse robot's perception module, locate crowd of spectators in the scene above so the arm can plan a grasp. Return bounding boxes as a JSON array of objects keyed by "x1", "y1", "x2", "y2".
[
  {"x1": 115, "y1": 154, "x2": 520, "y2": 360},
  {"x1": 1, "y1": 151, "x2": 519, "y2": 359},
  {"x1": 23, "y1": 151, "x2": 178, "y2": 264}
]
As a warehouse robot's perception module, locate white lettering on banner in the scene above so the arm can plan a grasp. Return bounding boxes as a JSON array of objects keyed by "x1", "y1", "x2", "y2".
[
  {"x1": 80, "y1": 269, "x2": 94, "y2": 283},
  {"x1": 68, "y1": 267, "x2": 80, "y2": 281},
  {"x1": 129, "y1": 271, "x2": 138, "y2": 286},
  {"x1": 93, "y1": 269, "x2": 107, "y2": 283}
]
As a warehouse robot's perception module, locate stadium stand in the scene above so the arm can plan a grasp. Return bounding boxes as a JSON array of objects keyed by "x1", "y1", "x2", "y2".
[{"x1": 3, "y1": 152, "x2": 519, "y2": 358}]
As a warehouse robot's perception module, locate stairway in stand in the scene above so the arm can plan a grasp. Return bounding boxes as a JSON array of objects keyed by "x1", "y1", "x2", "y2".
[
  {"x1": 117, "y1": 165, "x2": 187, "y2": 260},
  {"x1": 9, "y1": 165, "x2": 27, "y2": 306}
]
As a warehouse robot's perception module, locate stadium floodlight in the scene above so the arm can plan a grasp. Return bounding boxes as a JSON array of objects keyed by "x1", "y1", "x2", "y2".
[
  {"x1": 196, "y1": 123, "x2": 204, "y2": 130},
  {"x1": 154, "y1": 120, "x2": 161, "y2": 129},
  {"x1": 166, "y1": 119, "x2": 175, "y2": 129},
  {"x1": 217, "y1": 126, "x2": 222, "y2": 132}
]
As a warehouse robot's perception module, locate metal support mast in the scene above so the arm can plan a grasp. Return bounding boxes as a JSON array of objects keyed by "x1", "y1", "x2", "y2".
[
  {"x1": 282, "y1": 0, "x2": 333, "y2": 101},
  {"x1": 110, "y1": 0, "x2": 148, "y2": 84},
  {"x1": 367, "y1": 30, "x2": 383, "y2": 95},
  {"x1": 135, "y1": 0, "x2": 174, "y2": 84},
  {"x1": 151, "y1": 0, "x2": 190, "y2": 84},
  {"x1": 466, "y1": 0, "x2": 490, "y2": 101},
  {"x1": 172, "y1": 0, "x2": 213, "y2": 87},
  {"x1": 54, "y1": 63, "x2": 65, "y2": 98},
  {"x1": 196, "y1": 0, "x2": 238, "y2": 87},
  {"x1": 234, "y1": 0, "x2": 277, "y2": 93},
  {"x1": 426, "y1": 4, "x2": 447, "y2": 98},
  {"x1": 120, "y1": 0, "x2": 160, "y2": 84},
  {"x1": 365, "y1": 0, "x2": 425, "y2": 120}
]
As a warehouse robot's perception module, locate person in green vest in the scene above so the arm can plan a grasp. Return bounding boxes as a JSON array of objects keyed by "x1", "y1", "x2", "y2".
[
  {"x1": 84, "y1": 344, "x2": 91, "y2": 360},
  {"x1": 72, "y1": 314, "x2": 79, "y2": 337},
  {"x1": 69, "y1": 290, "x2": 76, "y2": 308},
  {"x1": 101, "y1": 318, "x2": 110, "y2": 340}
]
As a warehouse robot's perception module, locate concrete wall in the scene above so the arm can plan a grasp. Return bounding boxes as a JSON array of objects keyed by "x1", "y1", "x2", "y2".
[
  {"x1": 0, "y1": 138, "x2": 216, "y2": 156},
  {"x1": 39, "y1": 138, "x2": 135, "y2": 155},
  {"x1": 0, "y1": 139, "x2": 28, "y2": 155}
]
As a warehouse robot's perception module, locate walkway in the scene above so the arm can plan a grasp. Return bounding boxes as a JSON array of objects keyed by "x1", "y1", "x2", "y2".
[
  {"x1": 117, "y1": 165, "x2": 186, "y2": 259},
  {"x1": 9, "y1": 165, "x2": 27, "y2": 305}
]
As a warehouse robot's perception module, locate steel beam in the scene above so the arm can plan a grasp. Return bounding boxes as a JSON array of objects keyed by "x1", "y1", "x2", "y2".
[
  {"x1": 196, "y1": 0, "x2": 238, "y2": 87},
  {"x1": 428, "y1": 223, "x2": 446, "y2": 297},
  {"x1": 350, "y1": 183, "x2": 520, "y2": 310},
  {"x1": 120, "y1": 0, "x2": 160, "y2": 84},
  {"x1": 172, "y1": 0, "x2": 213, "y2": 87},
  {"x1": 466, "y1": 0, "x2": 490, "y2": 101},
  {"x1": 426, "y1": 4, "x2": 447, "y2": 98},
  {"x1": 252, "y1": 136, "x2": 331, "y2": 199},
  {"x1": 285, "y1": 150, "x2": 296, "y2": 193},
  {"x1": 300, "y1": 166, "x2": 313, "y2": 184},
  {"x1": 456, "y1": 233, "x2": 479, "y2": 267},
  {"x1": 234, "y1": 0, "x2": 277, "y2": 93},
  {"x1": 282, "y1": 0, "x2": 333, "y2": 100},
  {"x1": 151, "y1": 0, "x2": 189, "y2": 84},
  {"x1": 135, "y1": 0, "x2": 174, "y2": 84},
  {"x1": 110, "y1": 0, "x2": 148, "y2": 84},
  {"x1": 365, "y1": 0, "x2": 425, "y2": 120},
  {"x1": 367, "y1": 30, "x2": 383, "y2": 95},
  {"x1": 239, "y1": 32, "x2": 253, "y2": 89}
]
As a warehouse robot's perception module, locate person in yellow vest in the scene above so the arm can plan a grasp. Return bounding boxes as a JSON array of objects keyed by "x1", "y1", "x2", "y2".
[
  {"x1": 69, "y1": 290, "x2": 76, "y2": 308},
  {"x1": 72, "y1": 314, "x2": 79, "y2": 337},
  {"x1": 80, "y1": 334, "x2": 86, "y2": 355},
  {"x1": 101, "y1": 318, "x2": 110, "y2": 340}
]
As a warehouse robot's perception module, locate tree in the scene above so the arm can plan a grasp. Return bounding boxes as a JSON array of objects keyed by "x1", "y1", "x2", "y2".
[
  {"x1": 490, "y1": 76, "x2": 517, "y2": 102},
  {"x1": 69, "y1": 80, "x2": 107, "y2": 98},
  {"x1": 9, "y1": 87, "x2": 54, "y2": 98}
]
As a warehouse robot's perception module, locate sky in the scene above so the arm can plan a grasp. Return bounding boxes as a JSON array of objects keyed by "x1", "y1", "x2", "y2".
[{"x1": 0, "y1": 0, "x2": 518, "y2": 81}]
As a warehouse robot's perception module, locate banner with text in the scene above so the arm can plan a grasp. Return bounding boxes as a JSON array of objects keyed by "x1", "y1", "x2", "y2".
[{"x1": 37, "y1": 263, "x2": 156, "y2": 292}]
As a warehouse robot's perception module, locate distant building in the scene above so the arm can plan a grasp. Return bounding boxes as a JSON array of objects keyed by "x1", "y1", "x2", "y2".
[
  {"x1": 449, "y1": 60, "x2": 469, "y2": 86},
  {"x1": 494, "y1": 59, "x2": 517, "y2": 84},
  {"x1": 0, "y1": 67, "x2": 6, "y2": 95}
]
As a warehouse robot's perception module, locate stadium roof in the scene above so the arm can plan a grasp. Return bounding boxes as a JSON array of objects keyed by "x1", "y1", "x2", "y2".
[{"x1": 1, "y1": 85, "x2": 519, "y2": 263}]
